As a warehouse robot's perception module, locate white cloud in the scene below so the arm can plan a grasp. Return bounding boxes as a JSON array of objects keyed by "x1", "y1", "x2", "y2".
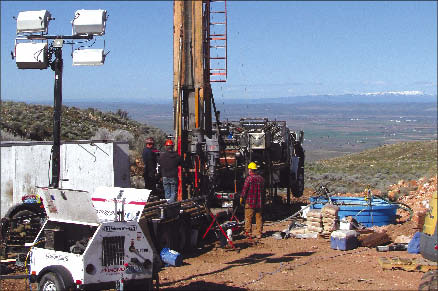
[{"x1": 360, "y1": 90, "x2": 424, "y2": 96}]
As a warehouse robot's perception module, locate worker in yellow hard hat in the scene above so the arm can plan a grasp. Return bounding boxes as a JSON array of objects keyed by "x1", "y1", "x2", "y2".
[
  {"x1": 240, "y1": 162, "x2": 265, "y2": 239},
  {"x1": 247, "y1": 162, "x2": 257, "y2": 170}
]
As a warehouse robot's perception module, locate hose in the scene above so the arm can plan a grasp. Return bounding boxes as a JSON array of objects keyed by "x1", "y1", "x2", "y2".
[
  {"x1": 373, "y1": 194, "x2": 414, "y2": 222},
  {"x1": 264, "y1": 202, "x2": 315, "y2": 227}
]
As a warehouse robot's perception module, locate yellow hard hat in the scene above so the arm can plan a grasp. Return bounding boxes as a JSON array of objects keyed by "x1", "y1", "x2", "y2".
[{"x1": 248, "y1": 162, "x2": 257, "y2": 170}]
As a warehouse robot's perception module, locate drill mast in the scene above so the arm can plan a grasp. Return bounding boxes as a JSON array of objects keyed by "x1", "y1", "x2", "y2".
[{"x1": 173, "y1": 0, "x2": 227, "y2": 200}]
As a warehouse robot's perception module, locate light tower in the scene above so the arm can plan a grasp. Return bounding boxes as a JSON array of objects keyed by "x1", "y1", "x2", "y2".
[{"x1": 13, "y1": 9, "x2": 108, "y2": 188}]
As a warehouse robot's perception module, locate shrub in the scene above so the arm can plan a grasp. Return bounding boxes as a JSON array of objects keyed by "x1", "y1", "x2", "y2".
[{"x1": 0, "y1": 130, "x2": 29, "y2": 141}]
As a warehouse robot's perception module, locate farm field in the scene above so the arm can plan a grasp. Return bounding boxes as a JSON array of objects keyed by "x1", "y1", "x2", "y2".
[{"x1": 65, "y1": 101, "x2": 437, "y2": 161}]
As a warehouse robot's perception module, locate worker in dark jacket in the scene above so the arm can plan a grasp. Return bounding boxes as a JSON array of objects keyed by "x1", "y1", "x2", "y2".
[
  {"x1": 142, "y1": 137, "x2": 157, "y2": 193},
  {"x1": 158, "y1": 139, "x2": 182, "y2": 203},
  {"x1": 240, "y1": 162, "x2": 265, "y2": 238}
]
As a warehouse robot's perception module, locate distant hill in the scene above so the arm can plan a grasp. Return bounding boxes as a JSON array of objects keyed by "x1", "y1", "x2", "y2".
[
  {"x1": 0, "y1": 101, "x2": 167, "y2": 154},
  {"x1": 221, "y1": 93, "x2": 437, "y2": 105},
  {"x1": 52, "y1": 100, "x2": 437, "y2": 163},
  {"x1": 23, "y1": 92, "x2": 433, "y2": 105},
  {"x1": 305, "y1": 140, "x2": 438, "y2": 194},
  {"x1": 2, "y1": 101, "x2": 436, "y2": 195}
]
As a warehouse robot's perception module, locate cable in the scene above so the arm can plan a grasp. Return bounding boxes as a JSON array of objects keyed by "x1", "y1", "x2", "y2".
[
  {"x1": 373, "y1": 194, "x2": 414, "y2": 222},
  {"x1": 263, "y1": 203, "x2": 314, "y2": 227},
  {"x1": 33, "y1": 48, "x2": 45, "y2": 62}
]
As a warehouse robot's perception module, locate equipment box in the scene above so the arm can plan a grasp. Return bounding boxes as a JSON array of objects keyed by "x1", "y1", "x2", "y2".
[{"x1": 330, "y1": 230, "x2": 358, "y2": 250}]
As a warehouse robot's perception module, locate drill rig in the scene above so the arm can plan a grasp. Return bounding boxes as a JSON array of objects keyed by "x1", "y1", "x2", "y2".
[
  {"x1": 172, "y1": 0, "x2": 305, "y2": 207},
  {"x1": 173, "y1": 0, "x2": 224, "y2": 201}
]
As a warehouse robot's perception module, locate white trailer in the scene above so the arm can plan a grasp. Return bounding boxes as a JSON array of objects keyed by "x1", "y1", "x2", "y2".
[{"x1": 29, "y1": 186, "x2": 159, "y2": 290}]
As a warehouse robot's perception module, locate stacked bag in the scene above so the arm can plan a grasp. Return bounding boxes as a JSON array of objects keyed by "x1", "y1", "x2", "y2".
[
  {"x1": 321, "y1": 204, "x2": 339, "y2": 235},
  {"x1": 306, "y1": 209, "x2": 323, "y2": 233}
]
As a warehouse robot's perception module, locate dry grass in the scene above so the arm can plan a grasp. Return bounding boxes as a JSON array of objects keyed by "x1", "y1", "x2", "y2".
[{"x1": 305, "y1": 140, "x2": 437, "y2": 193}]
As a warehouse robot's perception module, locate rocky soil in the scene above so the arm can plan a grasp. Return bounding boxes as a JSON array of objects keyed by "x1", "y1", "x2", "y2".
[{"x1": 1, "y1": 176, "x2": 436, "y2": 290}]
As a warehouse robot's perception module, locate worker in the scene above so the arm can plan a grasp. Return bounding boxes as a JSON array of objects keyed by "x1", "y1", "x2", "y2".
[
  {"x1": 240, "y1": 162, "x2": 265, "y2": 239},
  {"x1": 142, "y1": 137, "x2": 157, "y2": 193},
  {"x1": 158, "y1": 139, "x2": 182, "y2": 203}
]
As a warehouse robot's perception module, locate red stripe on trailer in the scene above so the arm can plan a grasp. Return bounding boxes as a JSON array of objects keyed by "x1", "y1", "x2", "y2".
[
  {"x1": 92, "y1": 198, "x2": 146, "y2": 205},
  {"x1": 128, "y1": 201, "x2": 146, "y2": 205},
  {"x1": 92, "y1": 198, "x2": 106, "y2": 202}
]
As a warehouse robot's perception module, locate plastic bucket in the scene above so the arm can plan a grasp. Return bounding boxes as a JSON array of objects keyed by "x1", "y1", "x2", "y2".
[{"x1": 160, "y1": 248, "x2": 183, "y2": 267}]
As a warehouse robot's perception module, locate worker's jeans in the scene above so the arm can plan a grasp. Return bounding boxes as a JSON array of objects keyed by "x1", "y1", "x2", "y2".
[
  {"x1": 163, "y1": 177, "x2": 177, "y2": 203},
  {"x1": 244, "y1": 205, "x2": 263, "y2": 237}
]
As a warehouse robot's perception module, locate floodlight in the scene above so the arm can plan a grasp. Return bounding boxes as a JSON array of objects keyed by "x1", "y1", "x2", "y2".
[
  {"x1": 15, "y1": 42, "x2": 48, "y2": 69},
  {"x1": 16, "y1": 10, "x2": 52, "y2": 34},
  {"x1": 72, "y1": 49, "x2": 105, "y2": 66},
  {"x1": 72, "y1": 10, "x2": 107, "y2": 36}
]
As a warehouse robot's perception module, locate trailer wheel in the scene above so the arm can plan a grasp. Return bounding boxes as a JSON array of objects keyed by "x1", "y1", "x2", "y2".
[{"x1": 39, "y1": 272, "x2": 64, "y2": 291}]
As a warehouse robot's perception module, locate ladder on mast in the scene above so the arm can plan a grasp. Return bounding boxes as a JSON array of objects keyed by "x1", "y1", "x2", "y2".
[{"x1": 209, "y1": 0, "x2": 227, "y2": 83}]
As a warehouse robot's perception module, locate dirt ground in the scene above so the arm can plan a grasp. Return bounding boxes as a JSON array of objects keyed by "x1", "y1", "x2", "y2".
[
  {"x1": 0, "y1": 214, "x2": 429, "y2": 291},
  {"x1": 157, "y1": 220, "x2": 427, "y2": 291},
  {"x1": 0, "y1": 223, "x2": 427, "y2": 291},
  {"x1": 1, "y1": 177, "x2": 436, "y2": 290}
]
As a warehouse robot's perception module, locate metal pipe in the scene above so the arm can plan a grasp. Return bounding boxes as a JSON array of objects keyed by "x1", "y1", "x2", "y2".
[
  {"x1": 121, "y1": 198, "x2": 125, "y2": 222},
  {"x1": 114, "y1": 198, "x2": 118, "y2": 221},
  {"x1": 50, "y1": 47, "x2": 63, "y2": 188}
]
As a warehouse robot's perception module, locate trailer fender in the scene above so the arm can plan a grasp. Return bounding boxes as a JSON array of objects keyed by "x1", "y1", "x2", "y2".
[
  {"x1": 36, "y1": 265, "x2": 75, "y2": 289},
  {"x1": 4, "y1": 202, "x2": 44, "y2": 219}
]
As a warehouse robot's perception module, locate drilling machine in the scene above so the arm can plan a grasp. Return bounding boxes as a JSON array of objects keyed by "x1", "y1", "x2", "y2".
[
  {"x1": 172, "y1": 0, "x2": 305, "y2": 208},
  {"x1": 173, "y1": 0, "x2": 224, "y2": 202}
]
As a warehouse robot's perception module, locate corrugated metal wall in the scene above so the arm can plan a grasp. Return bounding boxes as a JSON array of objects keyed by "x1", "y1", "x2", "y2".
[{"x1": 1, "y1": 141, "x2": 130, "y2": 218}]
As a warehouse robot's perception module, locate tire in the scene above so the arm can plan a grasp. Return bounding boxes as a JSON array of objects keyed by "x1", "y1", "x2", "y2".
[
  {"x1": 39, "y1": 272, "x2": 65, "y2": 291},
  {"x1": 11, "y1": 209, "x2": 40, "y2": 244},
  {"x1": 11, "y1": 209, "x2": 34, "y2": 223},
  {"x1": 0, "y1": 218, "x2": 10, "y2": 241}
]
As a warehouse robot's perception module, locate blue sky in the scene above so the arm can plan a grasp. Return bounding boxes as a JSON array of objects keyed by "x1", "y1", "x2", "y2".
[{"x1": 1, "y1": 1, "x2": 437, "y2": 103}]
